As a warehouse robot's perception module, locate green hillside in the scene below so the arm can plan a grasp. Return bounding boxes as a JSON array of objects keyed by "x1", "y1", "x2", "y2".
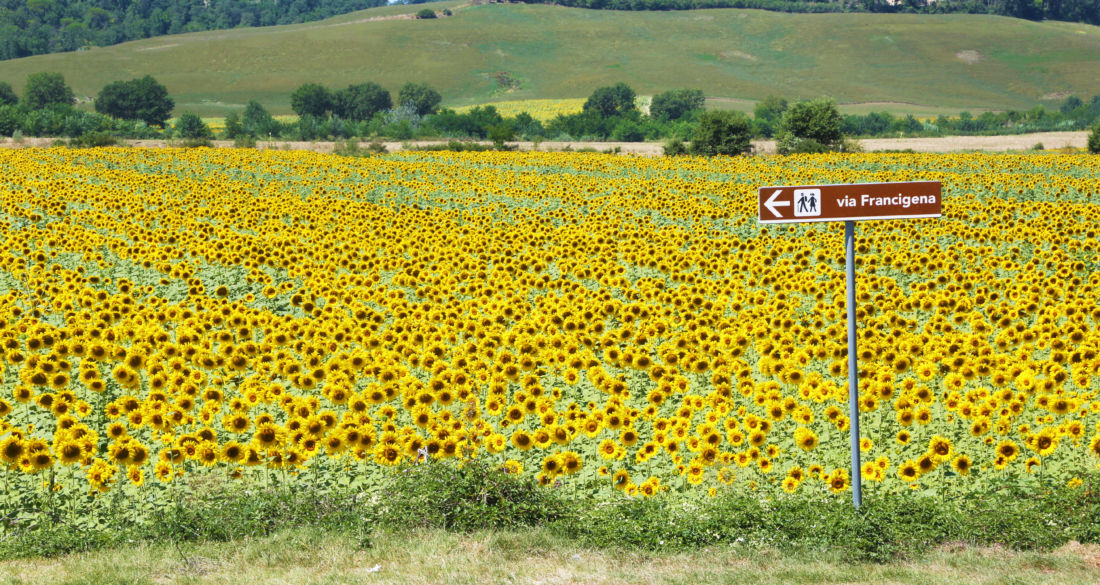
[{"x1": 0, "y1": 1, "x2": 1097, "y2": 116}]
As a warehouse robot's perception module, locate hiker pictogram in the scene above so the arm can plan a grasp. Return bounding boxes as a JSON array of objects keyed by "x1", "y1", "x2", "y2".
[{"x1": 794, "y1": 189, "x2": 821, "y2": 217}]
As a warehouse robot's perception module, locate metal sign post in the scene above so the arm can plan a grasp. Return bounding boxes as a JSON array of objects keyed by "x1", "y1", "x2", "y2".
[
  {"x1": 758, "y1": 181, "x2": 942, "y2": 509},
  {"x1": 845, "y1": 220, "x2": 862, "y2": 509}
]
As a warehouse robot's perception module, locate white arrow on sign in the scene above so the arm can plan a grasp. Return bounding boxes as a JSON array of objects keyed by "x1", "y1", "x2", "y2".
[{"x1": 764, "y1": 189, "x2": 790, "y2": 218}]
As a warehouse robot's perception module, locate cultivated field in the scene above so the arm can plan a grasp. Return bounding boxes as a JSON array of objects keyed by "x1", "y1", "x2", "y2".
[
  {"x1": 0, "y1": 147, "x2": 1098, "y2": 507},
  {"x1": 0, "y1": 3, "x2": 1097, "y2": 115}
]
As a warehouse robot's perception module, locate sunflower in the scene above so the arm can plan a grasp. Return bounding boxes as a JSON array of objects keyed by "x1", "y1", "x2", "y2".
[
  {"x1": 928, "y1": 436, "x2": 953, "y2": 461},
  {"x1": 511, "y1": 430, "x2": 534, "y2": 451},
  {"x1": 827, "y1": 470, "x2": 849, "y2": 493},
  {"x1": 598, "y1": 439, "x2": 619, "y2": 460},
  {"x1": 541, "y1": 454, "x2": 562, "y2": 476},
  {"x1": 995, "y1": 440, "x2": 1019, "y2": 461},
  {"x1": 952, "y1": 455, "x2": 972, "y2": 476},
  {"x1": 1031, "y1": 430, "x2": 1059, "y2": 457},
  {"x1": 916, "y1": 454, "x2": 937, "y2": 475},
  {"x1": 793, "y1": 427, "x2": 818, "y2": 451}
]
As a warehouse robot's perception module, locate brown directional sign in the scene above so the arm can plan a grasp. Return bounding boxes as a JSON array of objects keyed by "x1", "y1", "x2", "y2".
[{"x1": 758, "y1": 181, "x2": 942, "y2": 224}]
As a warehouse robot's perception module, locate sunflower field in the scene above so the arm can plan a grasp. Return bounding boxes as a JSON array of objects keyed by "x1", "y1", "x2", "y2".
[
  {"x1": 0, "y1": 148, "x2": 1098, "y2": 521},
  {"x1": 452, "y1": 98, "x2": 587, "y2": 121}
]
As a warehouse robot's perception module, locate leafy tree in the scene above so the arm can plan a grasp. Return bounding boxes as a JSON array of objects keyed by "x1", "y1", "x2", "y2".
[
  {"x1": 1060, "y1": 95, "x2": 1083, "y2": 115},
  {"x1": 416, "y1": 8, "x2": 437, "y2": 18},
  {"x1": 0, "y1": 82, "x2": 17, "y2": 106},
  {"x1": 650, "y1": 88, "x2": 704, "y2": 122},
  {"x1": 94, "y1": 75, "x2": 174, "y2": 127},
  {"x1": 511, "y1": 112, "x2": 544, "y2": 139},
  {"x1": 611, "y1": 118, "x2": 645, "y2": 142},
  {"x1": 1088, "y1": 122, "x2": 1100, "y2": 154},
  {"x1": 0, "y1": 0, "x2": 394, "y2": 61},
  {"x1": 464, "y1": 105, "x2": 503, "y2": 135},
  {"x1": 398, "y1": 82, "x2": 442, "y2": 116},
  {"x1": 290, "y1": 83, "x2": 333, "y2": 118},
  {"x1": 0, "y1": 105, "x2": 22, "y2": 136},
  {"x1": 25, "y1": 72, "x2": 74, "y2": 110},
  {"x1": 488, "y1": 120, "x2": 515, "y2": 149},
  {"x1": 583, "y1": 83, "x2": 636, "y2": 118},
  {"x1": 689, "y1": 110, "x2": 752, "y2": 156},
  {"x1": 755, "y1": 95, "x2": 788, "y2": 123},
  {"x1": 752, "y1": 95, "x2": 787, "y2": 138},
  {"x1": 222, "y1": 112, "x2": 243, "y2": 139},
  {"x1": 333, "y1": 82, "x2": 392, "y2": 122},
  {"x1": 241, "y1": 100, "x2": 279, "y2": 137},
  {"x1": 777, "y1": 98, "x2": 843, "y2": 154},
  {"x1": 174, "y1": 112, "x2": 211, "y2": 139}
]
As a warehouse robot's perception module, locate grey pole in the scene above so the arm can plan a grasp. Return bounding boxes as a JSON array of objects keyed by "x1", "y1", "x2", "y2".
[{"x1": 845, "y1": 220, "x2": 863, "y2": 509}]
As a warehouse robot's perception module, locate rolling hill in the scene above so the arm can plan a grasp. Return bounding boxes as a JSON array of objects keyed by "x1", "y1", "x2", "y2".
[{"x1": 0, "y1": 1, "x2": 1097, "y2": 116}]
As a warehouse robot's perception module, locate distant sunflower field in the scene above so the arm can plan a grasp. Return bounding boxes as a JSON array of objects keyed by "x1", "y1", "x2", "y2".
[{"x1": 0, "y1": 148, "x2": 1098, "y2": 518}]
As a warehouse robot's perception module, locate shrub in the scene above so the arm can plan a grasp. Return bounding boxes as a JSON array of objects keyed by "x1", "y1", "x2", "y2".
[
  {"x1": 380, "y1": 460, "x2": 566, "y2": 532},
  {"x1": 776, "y1": 134, "x2": 830, "y2": 154},
  {"x1": 663, "y1": 139, "x2": 688, "y2": 156},
  {"x1": 334, "y1": 139, "x2": 389, "y2": 157},
  {"x1": 233, "y1": 134, "x2": 256, "y2": 148},
  {"x1": 174, "y1": 112, "x2": 212, "y2": 140},
  {"x1": 777, "y1": 98, "x2": 843, "y2": 154},
  {"x1": 416, "y1": 8, "x2": 437, "y2": 18},
  {"x1": 690, "y1": 110, "x2": 752, "y2": 156},
  {"x1": 512, "y1": 112, "x2": 545, "y2": 140},
  {"x1": 611, "y1": 118, "x2": 645, "y2": 142},
  {"x1": 296, "y1": 114, "x2": 329, "y2": 141},
  {"x1": 407, "y1": 140, "x2": 495, "y2": 152},
  {"x1": 488, "y1": 120, "x2": 516, "y2": 149},
  {"x1": 1088, "y1": 122, "x2": 1100, "y2": 153},
  {"x1": 68, "y1": 131, "x2": 119, "y2": 148},
  {"x1": 242, "y1": 100, "x2": 280, "y2": 138}
]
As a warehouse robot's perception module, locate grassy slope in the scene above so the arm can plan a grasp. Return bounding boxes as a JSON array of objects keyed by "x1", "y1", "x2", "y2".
[{"x1": 0, "y1": 1, "x2": 1097, "y2": 116}]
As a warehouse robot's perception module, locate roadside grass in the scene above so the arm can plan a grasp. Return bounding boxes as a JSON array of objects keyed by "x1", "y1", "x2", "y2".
[
  {"x1": 3, "y1": 527, "x2": 1100, "y2": 585},
  {"x1": 3, "y1": 462, "x2": 1100, "y2": 585},
  {"x1": 0, "y1": 3, "x2": 1096, "y2": 116}
]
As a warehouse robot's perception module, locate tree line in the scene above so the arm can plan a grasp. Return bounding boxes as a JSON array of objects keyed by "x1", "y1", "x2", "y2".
[
  {"x1": 0, "y1": 0, "x2": 395, "y2": 61},
  {"x1": 0, "y1": 72, "x2": 1098, "y2": 154}
]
